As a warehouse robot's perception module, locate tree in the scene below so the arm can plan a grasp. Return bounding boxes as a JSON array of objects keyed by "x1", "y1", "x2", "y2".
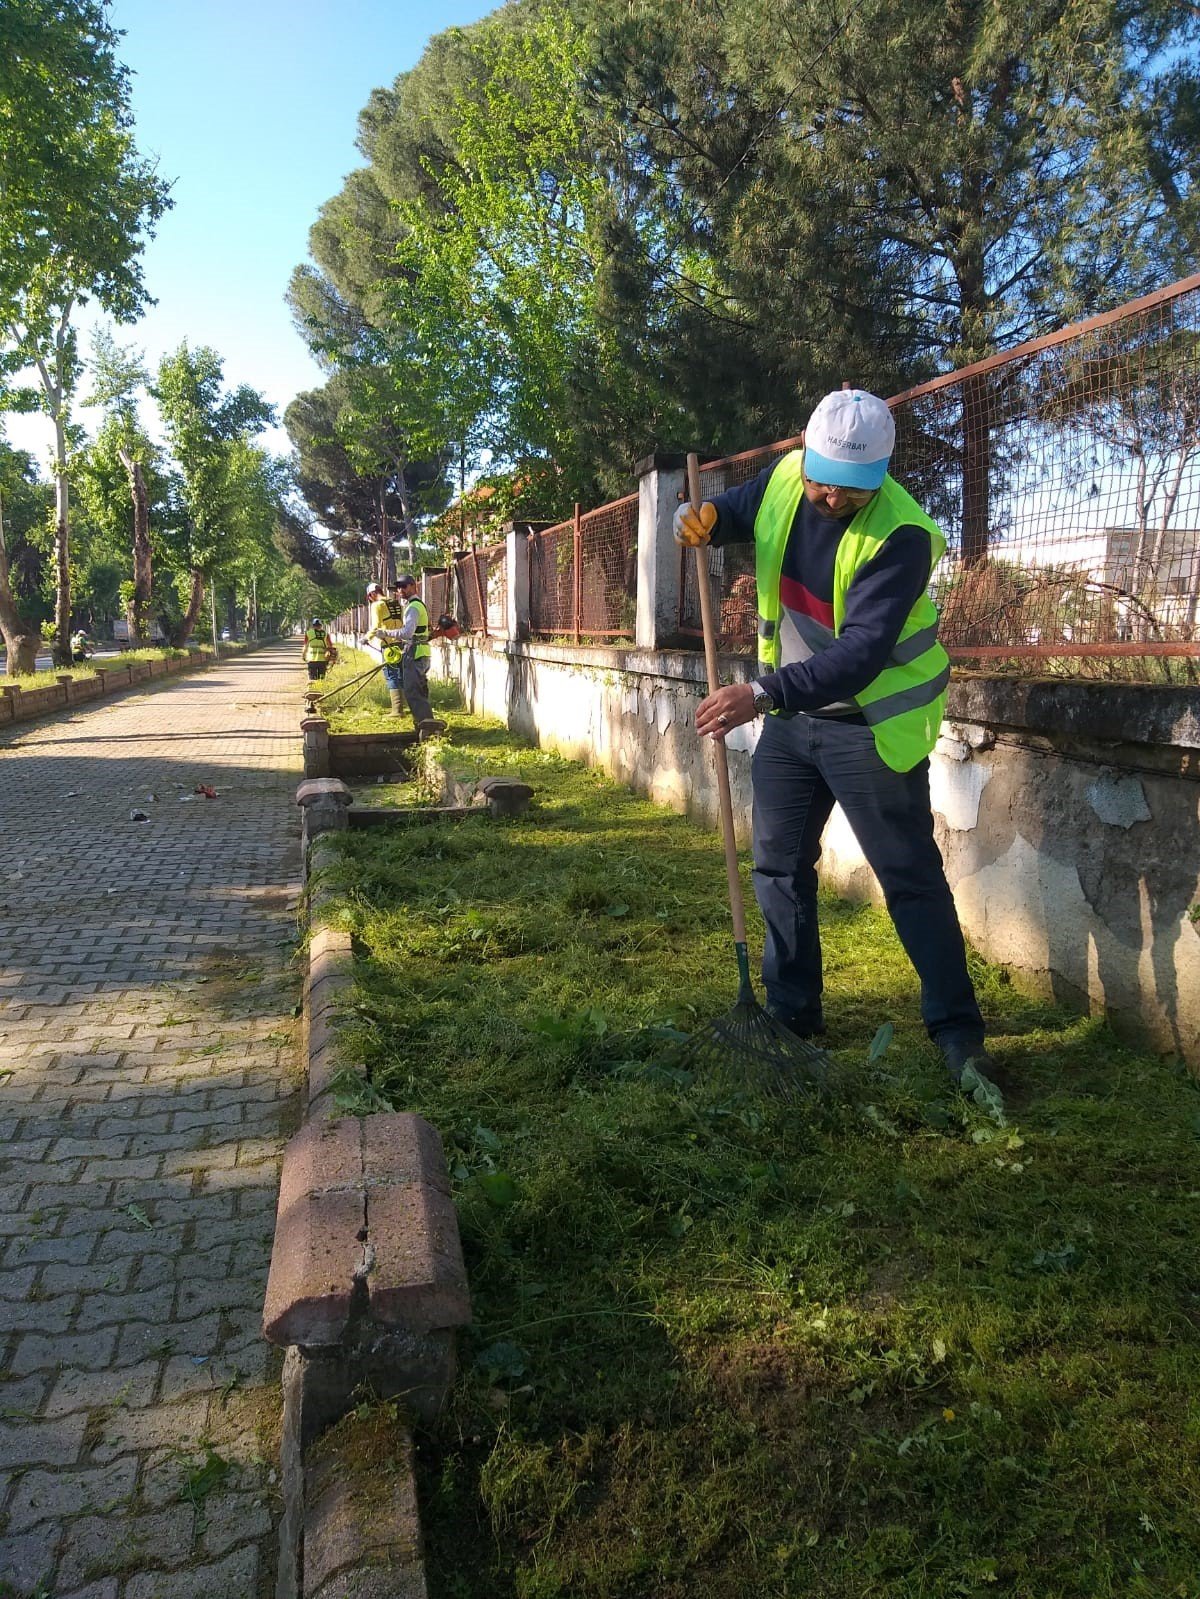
[
  {"x1": 592, "y1": 0, "x2": 1200, "y2": 561},
  {"x1": 0, "y1": 0, "x2": 170, "y2": 661},
  {"x1": 284, "y1": 373, "x2": 449, "y2": 579},
  {"x1": 83, "y1": 330, "x2": 160, "y2": 643},
  {"x1": 151, "y1": 343, "x2": 274, "y2": 646},
  {"x1": 0, "y1": 439, "x2": 51, "y2": 674}
]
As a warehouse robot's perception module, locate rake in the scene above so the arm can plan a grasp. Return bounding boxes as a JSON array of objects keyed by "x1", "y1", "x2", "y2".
[{"x1": 677, "y1": 453, "x2": 831, "y2": 1099}]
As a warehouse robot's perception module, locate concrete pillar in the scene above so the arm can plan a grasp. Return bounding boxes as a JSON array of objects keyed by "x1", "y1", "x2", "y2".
[
  {"x1": 635, "y1": 452, "x2": 687, "y2": 650},
  {"x1": 505, "y1": 523, "x2": 530, "y2": 641},
  {"x1": 301, "y1": 717, "x2": 331, "y2": 779}
]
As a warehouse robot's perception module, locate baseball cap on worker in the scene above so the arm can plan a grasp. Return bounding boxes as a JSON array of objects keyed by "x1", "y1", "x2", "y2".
[
  {"x1": 803, "y1": 389, "x2": 895, "y2": 491},
  {"x1": 365, "y1": 580, "x2": 382, "y2": 597},
  {"x1": 394, "y1": 573, "x2": 417, "y2": 591}
]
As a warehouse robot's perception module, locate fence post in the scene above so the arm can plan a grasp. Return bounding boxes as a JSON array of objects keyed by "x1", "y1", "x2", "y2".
[
  {"x1": 505, "y1": 523, "x2": 530, "y2": 641},
  {"x1": 572, "y1": 504, "x2": 582, "y2": 644},
  {"x1": 635, "y1": 452, "x2": 687, "y2": 650},
  {"x1": 470, "y1": 549, "x2": 488, "y2": 637}
]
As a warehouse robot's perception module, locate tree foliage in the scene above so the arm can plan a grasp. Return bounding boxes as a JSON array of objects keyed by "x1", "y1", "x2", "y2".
[
  {"x1": 292, "y1": 0, "x2": 1200, "y2": 540},
  {"x1": 0, "y1": 0, "x2": 171, "y2": 659}
]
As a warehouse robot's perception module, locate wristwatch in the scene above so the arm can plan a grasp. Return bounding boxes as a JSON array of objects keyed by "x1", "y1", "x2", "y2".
[{"x1": 751, "y1": 683, "x2": 776, "y2": 717}]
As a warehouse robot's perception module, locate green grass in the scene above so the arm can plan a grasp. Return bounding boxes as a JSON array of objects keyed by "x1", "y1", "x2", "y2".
[
  {"x1": 0, "y1": 643, "x2": 207, "y2": 690},
  {"x1": 314, "y1": 695, "x2": 1200, "y2": 1599},
  {"x1": 313, "y1": 645, "x2": 457, "y2": 736}
]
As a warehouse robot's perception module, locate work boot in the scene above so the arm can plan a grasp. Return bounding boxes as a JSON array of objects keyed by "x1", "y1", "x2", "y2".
[
  {"x1": 941, "y1": 1036, "x2": 1012, "y2": 1097},
  {"x1": 765, "y1": 1002, "x2": 826, "y2": 1041},
  {"x1": 418, "y1": 717, "x2": 448, "y2": 739},
  {"x1": 388, "y1": 687, "x2": 405, "y2": 717}
]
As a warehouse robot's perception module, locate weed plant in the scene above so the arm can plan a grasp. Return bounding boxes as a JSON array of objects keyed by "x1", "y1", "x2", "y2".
[{"x1": 314, "y1": 696, "x2": 1200, "y2": 1598}]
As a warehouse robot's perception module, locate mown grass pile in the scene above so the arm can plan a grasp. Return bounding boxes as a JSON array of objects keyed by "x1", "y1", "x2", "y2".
[{"x1": 312, "y1": 692, "x2": 1200, "y2": 1598}]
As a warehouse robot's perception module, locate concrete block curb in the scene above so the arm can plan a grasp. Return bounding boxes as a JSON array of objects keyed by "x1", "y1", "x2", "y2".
[
  {"x1": 279, "y1": 1379, "x2": 427, "y2": 1599},
  {"x1": 0, "y1": 642, "x2": 270, "y2": 733},
  {"x1": 262, "y1": 1114, "x2": 469, "y2": 1350},
  {"x1": 272, "y1": 786, "x2": 475, "y2": 1598}
]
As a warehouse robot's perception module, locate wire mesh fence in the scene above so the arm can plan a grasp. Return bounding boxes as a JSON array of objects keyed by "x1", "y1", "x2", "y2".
[
  {"x1": 528, "y1": 495, "x2": 638, "y2": 640},
  {"x1": 672, "y1": 274, "x2": 1200, "y2": 678},
  {"x1": 677, "y1": 439, "x2": 803, "y2": 654},
  {"x1": 423, "y1": 569, "x2": 450, "y2": 624},
  {"x1": 329, "y1": 275, "x2": 1199, "y2": 684},
  {"x1": 892, "y1": 274, "x2": 1200, "y2": 677},
  {"x1": 451, "y1": 543, "x2": 507, "y2": 634}
]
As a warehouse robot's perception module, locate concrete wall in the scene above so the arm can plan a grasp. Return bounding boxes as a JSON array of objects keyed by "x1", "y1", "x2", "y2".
[{"x1": 430, "y1": 635, "x2": 1200, "y2": 1065}]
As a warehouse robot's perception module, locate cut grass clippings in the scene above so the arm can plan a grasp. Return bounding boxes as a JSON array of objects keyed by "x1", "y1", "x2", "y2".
[{"x1": 313, "y1": 691, "x2": 1200, "y2": 1599}]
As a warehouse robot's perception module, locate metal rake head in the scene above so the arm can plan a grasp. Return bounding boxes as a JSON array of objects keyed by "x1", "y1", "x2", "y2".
[{"x1": 678, "y1": 996, "x2": 831, "y2": 1100}]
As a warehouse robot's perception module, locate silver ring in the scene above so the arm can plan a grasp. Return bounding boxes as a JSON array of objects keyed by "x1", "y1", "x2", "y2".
[{"x1": 717, "y1": 713, "x2": 728, "y2": 725}]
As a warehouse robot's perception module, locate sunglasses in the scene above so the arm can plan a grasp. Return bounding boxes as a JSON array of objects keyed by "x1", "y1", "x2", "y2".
[{"x1": 804, "y1": 478, "x2": 876, "y2": 508}]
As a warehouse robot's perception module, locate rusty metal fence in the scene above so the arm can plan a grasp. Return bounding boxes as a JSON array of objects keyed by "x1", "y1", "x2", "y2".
[
  {"x1": 330, "y1": 274, "x2": 1199, "y2": 682},
  {"x1": 678, "y1": 274, "x2": 1200, "y2": 677},
  {"x1": 450, "y1": 543, "x2": 507, "y2": 634},
  {"x1": 528, "y1": 495, "x2": 638, "y2": 641}
]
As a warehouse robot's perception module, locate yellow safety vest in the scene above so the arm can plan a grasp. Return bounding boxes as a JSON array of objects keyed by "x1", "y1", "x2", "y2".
[{"x1": 753, "y1": 449, "x2": 950, "y2": 772}]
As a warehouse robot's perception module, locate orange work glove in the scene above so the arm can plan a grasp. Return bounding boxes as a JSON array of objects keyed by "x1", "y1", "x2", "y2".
[{"x1": 672, "y1": 500, "x2": 718, "y2": 547}]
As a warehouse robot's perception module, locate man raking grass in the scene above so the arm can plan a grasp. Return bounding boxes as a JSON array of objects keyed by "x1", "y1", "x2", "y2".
[{"x1": 678, "y1": 388, "x2": 1006, "y2": 1095}]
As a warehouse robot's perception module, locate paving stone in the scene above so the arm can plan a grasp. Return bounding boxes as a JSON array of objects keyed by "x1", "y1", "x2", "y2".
[
  {"x1": 2, "y1": 1295, "x2": 76, "y2": 1335},
  {"x1": 197, "y1": 1488, "x2": 274, "y2": 1557},
  {"x1": 6, "y1": 1457, "x2": 139, "y2": 1530},
  {"x1": 0, "y1": 1522, "x2": 61, "y2": 1592},
  {"x1": 116, "y1": 1313, "x2": 223, "y2": 1368},
  {"x1": 0, "y1": 1265, "x2": 38, "y2": 1300},
  {"x1": 45, "y1": 1360, "x2": 159, "y2": 1417},
  {"x1": 0, "y1": 1411, "x2": 87, "y2": 1467},
  {"x1": 76, "y1": 1283, "x2": 175, "y2": 1332},
  {"x1": 124, "y1": 1543, "x2": 258, "y2": 1599},
  {"x1": 56, "y1": 1504, "x2": 194, "y2": 1590},
  {"x1": 11, "y1": 1328, "x2": 119, "y2": 1375},
  {"x1": 40, "y1": 1258, "x2": 133, "y2": 1296},
  {"x1": 89, "y1": 1396, "x2": 212, "y2": 1466}
]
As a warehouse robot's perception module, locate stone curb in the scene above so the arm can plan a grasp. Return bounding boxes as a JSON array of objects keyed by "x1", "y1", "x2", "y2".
[
  {"x1": 270, "y1": 782, "x2": 473, "y2": 1598},
  {"x1": 0, "y1": 641, "x2": 267, "y2": 732}
]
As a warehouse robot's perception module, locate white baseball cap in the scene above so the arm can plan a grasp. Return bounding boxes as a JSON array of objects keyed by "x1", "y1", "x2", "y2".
[
  {"x1": 365, "y1": 581, "x2": 382, "y2": 596},
  {"x1": 803, "y1": 389, "x2": 895, "y2": 490}
]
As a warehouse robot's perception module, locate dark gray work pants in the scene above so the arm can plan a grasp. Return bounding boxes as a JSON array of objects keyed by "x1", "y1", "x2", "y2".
[{"x1": 751, "y1": 711, "x2": 984, "y2": 1048}]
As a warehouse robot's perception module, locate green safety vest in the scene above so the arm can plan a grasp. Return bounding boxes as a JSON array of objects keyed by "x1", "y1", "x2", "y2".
[
  {"x1": 303, "y1": 629, "x2": 329, "y2": 663},
  {"x1": 753, "y1": 449, "x2": 950, "y2": 773},
  {"x1": 381, "y1": 597, "x2": 431, "y2": 665}
]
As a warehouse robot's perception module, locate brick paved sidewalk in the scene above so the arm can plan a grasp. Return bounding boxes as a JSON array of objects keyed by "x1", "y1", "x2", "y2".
[{"x1": 0, "y1": 645, "x2": 306, "y2": 1598}]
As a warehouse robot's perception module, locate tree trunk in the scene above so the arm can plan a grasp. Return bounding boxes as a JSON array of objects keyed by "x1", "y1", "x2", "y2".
[
  {"x1": 0, "y1": 493, "x2": 41, "y2": 675},
  {"x1": 173, "y1": 568, "x2": 205, "y2": 646},
  {"x1": 396, "y1": 466, "x2": 418, "y2": 570},
  {"x1": 52, "y1": 411, "x2": 72, "y2": 664},
  {"x1": 118, "y1": 448, "x2": 153, "y2": 646},
  {"x1": 378, "y1": 478, "x2": 394, "y2": 586}
]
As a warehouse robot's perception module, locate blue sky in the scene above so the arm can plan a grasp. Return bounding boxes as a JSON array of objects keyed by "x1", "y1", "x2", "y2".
[{"x1": 8, "y1": 0, "x2": 496, "y2": 466}]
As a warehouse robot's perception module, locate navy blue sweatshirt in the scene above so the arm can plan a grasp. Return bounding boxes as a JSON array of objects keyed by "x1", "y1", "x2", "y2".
[{"x1": 709, "y1": 464, "x2": 934, "y2": 715}]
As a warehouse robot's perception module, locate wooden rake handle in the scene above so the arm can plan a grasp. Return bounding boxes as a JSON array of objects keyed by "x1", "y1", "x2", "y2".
[{"x1": 688, "y1": 453, "x2": 749, "y2": 946}]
